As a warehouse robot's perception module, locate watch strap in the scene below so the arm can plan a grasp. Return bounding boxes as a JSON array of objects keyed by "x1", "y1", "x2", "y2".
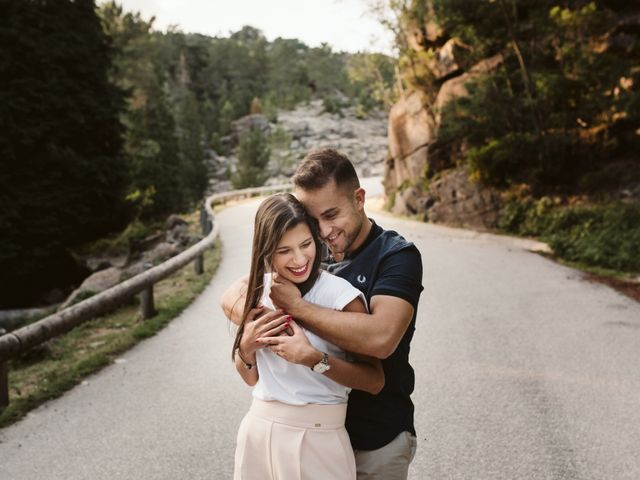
[
  {"x1": 235, "y1": 348, "x2": 255, "y2": 369},
  {"x1": 311, "y1": 352, "x2": 330, "y2": 373}
]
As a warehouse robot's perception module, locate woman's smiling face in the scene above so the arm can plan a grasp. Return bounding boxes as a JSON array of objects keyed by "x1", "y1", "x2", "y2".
[{"x1": 271, "y1": 222, "x2": 317, "y2": 284}]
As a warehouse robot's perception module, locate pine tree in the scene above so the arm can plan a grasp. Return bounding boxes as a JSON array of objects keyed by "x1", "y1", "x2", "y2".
[
  {"x1": 0, "y1": 0, "x2": 129, "y2": 307},
  {"x1": 100, "y1": 2, "x2": 185, "y2": 219}
]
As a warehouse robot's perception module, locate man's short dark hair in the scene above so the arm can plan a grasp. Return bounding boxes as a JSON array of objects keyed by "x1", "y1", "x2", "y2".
[{"x1": 292, "y1": 149, "x2": 360, "y2": 192}]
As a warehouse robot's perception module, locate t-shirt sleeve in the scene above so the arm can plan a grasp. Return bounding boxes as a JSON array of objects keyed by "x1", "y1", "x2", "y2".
[
  {"x1": 370, "y1": 246, "x2": 423, "y2": 308},
  {"x1": 323, "y1": 274, "x2": 368, "y2": 312},
  {"x1": 333, "y1": 286, "x2": 367, "y2": 313}
]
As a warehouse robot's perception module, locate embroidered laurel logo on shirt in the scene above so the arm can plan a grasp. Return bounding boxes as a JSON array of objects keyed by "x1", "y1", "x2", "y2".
[{"x1": 357, "y1": 275, "x2": 366, "y2": 284}]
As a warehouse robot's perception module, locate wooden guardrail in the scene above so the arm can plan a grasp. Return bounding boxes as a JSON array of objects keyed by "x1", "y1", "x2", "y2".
[{"x1": 0, "y1": 183, "x2": 291, "y2": 410}]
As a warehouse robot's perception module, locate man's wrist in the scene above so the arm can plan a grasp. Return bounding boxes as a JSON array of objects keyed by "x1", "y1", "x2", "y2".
[{"x1": 288, "y1": 297, "x2": 308, "y2": 320}]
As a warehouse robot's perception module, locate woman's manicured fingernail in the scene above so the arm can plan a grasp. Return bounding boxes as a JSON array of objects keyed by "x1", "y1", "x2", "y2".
[{"x1": 286, "y1": 315, "x2": 293, "y2": 321}]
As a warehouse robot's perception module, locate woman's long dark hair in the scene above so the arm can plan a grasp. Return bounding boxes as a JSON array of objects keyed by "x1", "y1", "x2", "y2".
[{"x1": 231, "y1": 193, "x2": 322, "y2": 359}]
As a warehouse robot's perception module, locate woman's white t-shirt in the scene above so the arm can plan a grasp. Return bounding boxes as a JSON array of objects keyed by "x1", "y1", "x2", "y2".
[{"x1": 252, "y1": 270, "x2": 366, "y2": 405}]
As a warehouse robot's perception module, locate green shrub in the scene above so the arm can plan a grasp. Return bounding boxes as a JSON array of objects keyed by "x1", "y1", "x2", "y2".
[
  {"x1": 467, "y1": 133, "x2": 537, "y2": 186},
  {"x1": 77, "y1": 219, "x2": 161, "y2": 258},
  {"x1": 231, "y1": 127, "x2": 271, "y2": 188},
  {"x1": 322, "y1": 95, "x2": 347, "y2": 116},
  {"x1": 500, "y1": 198, "x2": 640, "y2": 272},
  {"x1": 384, "y1": 191, "x2": 397, "y2": 211}
]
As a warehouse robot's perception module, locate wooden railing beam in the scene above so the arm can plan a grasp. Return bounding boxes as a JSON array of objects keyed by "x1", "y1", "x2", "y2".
[{"x1": 0, "y1": 183, "x2": 292, "y2": 409}]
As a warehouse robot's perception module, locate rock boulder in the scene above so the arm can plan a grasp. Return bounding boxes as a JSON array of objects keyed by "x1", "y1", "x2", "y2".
[
  {"x1": 60, "y1": 267, "x2": 122, "y2": 309},
  {"x1": 385, "y1": 47, "x2": 504, "y2": 228},
  {"x1": 386, "y1": 90, "x2": 434, "y2": 194},
  {"x1": 421, "y1": 168, "x2": 501, "y2": 230}
]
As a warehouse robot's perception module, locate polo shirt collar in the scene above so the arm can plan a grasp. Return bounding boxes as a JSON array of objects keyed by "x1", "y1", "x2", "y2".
[{"x1": 345, "y1": 218, "x2": 382, "y2": 260}]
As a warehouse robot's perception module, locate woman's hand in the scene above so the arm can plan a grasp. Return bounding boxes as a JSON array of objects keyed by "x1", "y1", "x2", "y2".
[
  {"x1": 256, "y1": 320, "x2": 321, "y2": 367},
  {"x1": 239, "y1": 306, "x2": 291, "y2": 360}
]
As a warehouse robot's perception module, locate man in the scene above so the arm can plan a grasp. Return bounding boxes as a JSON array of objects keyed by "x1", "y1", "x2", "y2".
[{"x1": 221, "y1": 149, "x2": 423, "y2": 479}]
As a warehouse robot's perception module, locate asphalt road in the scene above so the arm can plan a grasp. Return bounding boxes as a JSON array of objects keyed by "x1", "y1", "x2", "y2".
[{"x1": 1, "y1": 177, "x2": 639, "y2": 479}]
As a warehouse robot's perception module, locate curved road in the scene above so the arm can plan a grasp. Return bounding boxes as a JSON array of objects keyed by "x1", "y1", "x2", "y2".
[{"x1": 1, "y1": 178, "x2": 639, "y2": 479}]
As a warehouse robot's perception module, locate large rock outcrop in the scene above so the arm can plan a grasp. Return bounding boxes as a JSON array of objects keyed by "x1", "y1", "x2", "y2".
[
  {"x1": 385, "y1": 90, "x2": 433, "y2": 194},
  {"x1": 420, "y1": 168, "x2": 501, "y2": 230},
  {"x1": 385, "y1": 32, "x2": 504, "y2": 229},
  {"x1": 434, "y1": 53, "x2": 503, "y2": 125}
]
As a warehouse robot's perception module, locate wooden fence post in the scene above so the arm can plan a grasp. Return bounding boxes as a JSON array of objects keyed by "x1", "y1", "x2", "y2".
[
  {"x1": 196, "y1": 206, "x2": 212, "y2": 276},
  {"x1": 0, "y1": 328, "x2": 8, "y2": 410},
  {"x1": 200, "y1": 206, "x2": 211, "y2": 235},
  {"x1": 140, "y1": 286, "x2": 156, "y2": 320},
  {"x1": 139, "y1": 263, "x2": 156, "y2": 319},
  {"x1": 194, "y1": 254, "x2": 204, "y2": 275}
]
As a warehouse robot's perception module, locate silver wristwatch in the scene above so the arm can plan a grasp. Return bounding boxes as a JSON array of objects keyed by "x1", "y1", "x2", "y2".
[{"x1": 311, "y1": 352, "x2": 331, "y2": 373}]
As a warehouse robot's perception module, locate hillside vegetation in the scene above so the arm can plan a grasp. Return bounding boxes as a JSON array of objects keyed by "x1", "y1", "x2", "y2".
[
  {"x1": 0, "y1": 0, "x2": 395, "y2": 308},
  {"x1": 382, "y1": 0, "x2": 639, "y2": 273}
]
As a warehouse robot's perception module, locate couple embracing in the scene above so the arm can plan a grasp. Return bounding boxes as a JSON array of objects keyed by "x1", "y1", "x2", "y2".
[{"x1": 221, "y1": 149, "x2": 423, "y2": 480}]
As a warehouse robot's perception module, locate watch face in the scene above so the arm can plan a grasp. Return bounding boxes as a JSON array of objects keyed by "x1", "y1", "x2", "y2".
[
  {"x1": 313, "y1": 362, "x2": 329, "y2": 373},
  {"x1": 313, "y1": 353, "x2": 330, "y2": 373}
]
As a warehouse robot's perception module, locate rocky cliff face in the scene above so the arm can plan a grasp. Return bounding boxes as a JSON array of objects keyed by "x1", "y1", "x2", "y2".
[
  {"x1": 386, "y1": 8, "x2": 640, "y2": 230},
  {"x1": 385, "y1": 33, "x2": 504, "y2": 230}
]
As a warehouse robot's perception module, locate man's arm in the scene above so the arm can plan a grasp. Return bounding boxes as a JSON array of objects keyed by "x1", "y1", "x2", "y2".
[
  {"x1": 270, "y1": 247, "x2": 423, "y2": 359},
  {"x1": 220, "y1": 274, "x2": 249, "y2": 325},
  {"x1": 257, "y1": 299, "x2": 385, "y2": 395},
  {"x1": 280, "y1": 294, "x2": 414, "y2": 359}
]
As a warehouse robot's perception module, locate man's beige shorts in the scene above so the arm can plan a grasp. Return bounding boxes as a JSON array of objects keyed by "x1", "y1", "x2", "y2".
[{"x1": 354, "y1": 431, "x2": 417, "y2": 480}]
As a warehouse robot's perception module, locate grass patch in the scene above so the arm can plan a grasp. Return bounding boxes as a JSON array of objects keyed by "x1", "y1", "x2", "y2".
[{"x1": 0, "y1": 241, "x2": 221, "y2": 428}]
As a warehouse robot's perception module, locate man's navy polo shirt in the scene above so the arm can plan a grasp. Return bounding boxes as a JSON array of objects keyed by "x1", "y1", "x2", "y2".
[{"x1": 322, "y1": 219, "x2": 423, "y2": 451}]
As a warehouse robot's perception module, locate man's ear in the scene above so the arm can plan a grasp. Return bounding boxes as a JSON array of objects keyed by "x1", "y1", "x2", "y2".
[{"x1": 354, "y1": 187, "x2": 366, "y2": 210}]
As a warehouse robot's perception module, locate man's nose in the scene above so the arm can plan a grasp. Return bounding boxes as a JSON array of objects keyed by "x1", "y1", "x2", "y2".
[{"x1": 318, "y1": 220, "x2": 331, "y2": 239}]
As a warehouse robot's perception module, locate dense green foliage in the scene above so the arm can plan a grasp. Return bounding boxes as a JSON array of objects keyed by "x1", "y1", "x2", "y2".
[
  {"x1": 500, "y1": 196, "x2": 640, "y2": 272},
  {"x1": 346, "y1": 53, "x2": 398, "y2": 116},
  {"x1": 387, "y1": 0, "x2": 639, "y2": 272},
  {"x1": 430, "y1": 0, "x2": 640, "y2": 191},
  {"x1": 100, "y1": 4, "x2": 205, "y2": 219},
  {"x1": 1, "y1": 1, "x2": 395, "y2": 307},
  {"x1": 0, "y1": 0, "x2": 129, "y2": 307},
  {"x1": 99, "y1": 6, "x2": 397, "y2": 208}
]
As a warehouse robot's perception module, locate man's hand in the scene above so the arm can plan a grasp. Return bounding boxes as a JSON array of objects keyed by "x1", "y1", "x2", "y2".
[
  {"x1": 269, "y1": 274, "x2": 304, "y2": 314},
  {"x1": 220, "y1": 274, "x2": 249, "y2": 325},
  {"x1": 256, "y1": 320, "x2": 321, "y2": 368}
]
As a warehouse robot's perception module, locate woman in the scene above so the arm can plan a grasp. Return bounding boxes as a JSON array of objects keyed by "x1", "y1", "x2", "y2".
[{"x1": 231, "y1": 193, "x2": 384, "y2": 480}]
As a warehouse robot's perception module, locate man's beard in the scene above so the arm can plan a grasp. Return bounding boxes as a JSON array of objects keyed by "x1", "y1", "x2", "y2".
[{"x1": 331, "y1": 216, "x2": 363, "y2": 258}]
